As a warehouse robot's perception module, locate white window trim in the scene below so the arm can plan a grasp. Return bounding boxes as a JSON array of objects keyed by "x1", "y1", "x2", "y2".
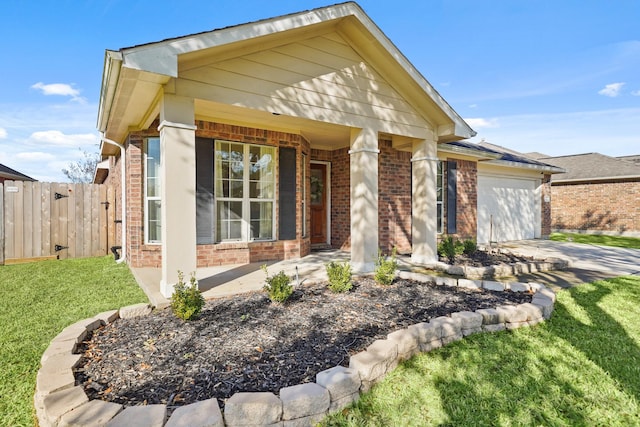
[
  {"x1": 144, "y1": 137, "x2": 162, "y2": 244},
  {"x1": 436, "y1": 160, "x2": 444, "y2": 235},
  {"x1": 215, "y1": 140, "x2": 276, "y2": 243}
]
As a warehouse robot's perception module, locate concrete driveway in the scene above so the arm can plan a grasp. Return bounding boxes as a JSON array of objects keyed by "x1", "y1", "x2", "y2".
[{"x1": 501, "y1": 239, "x2": 640, "y2": 288}]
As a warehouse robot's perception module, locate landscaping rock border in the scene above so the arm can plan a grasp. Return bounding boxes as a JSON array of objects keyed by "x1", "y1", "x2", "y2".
[
  {"x1": 431, "y1": 256, "x2": 569, "y2": 279},
  {"x1": 35, "y1": 272, "x2": 556, "y2": 427}
]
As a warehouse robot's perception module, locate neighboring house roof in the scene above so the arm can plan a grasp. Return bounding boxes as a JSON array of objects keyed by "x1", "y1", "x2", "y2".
[
  {"x1": 532, "y1": 152, "x2": 640, "y2": 183},
  {"x1": 98, "y1": 2, "x2": 475, "y2": 155},
  {"x1": 0, "y1": 163, "x2": 36, "y2": 181},
  {"x1": 440, "y1": 141, "x2": 565, "y2": 174},
  {"x1": 618, "y1": 154, "x2": 640, "y2": 166}
]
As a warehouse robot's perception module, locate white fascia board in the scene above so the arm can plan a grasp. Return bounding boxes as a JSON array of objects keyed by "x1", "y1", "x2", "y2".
[
  {"x1": 97, "y1": 50, "x2": 123, "y2": 133},
  {"x1": 481, "y1": 159, "x2": 566, "y2": 174},
  {"x1": 552, "y1": 175, "x2": 640, "y2": 184},
  {"x1": 120, "y1": 3, "x2": 360, "y2": 77},
  {"x1": 437, "y1": 144, "x2": 501, "y2": 160}
]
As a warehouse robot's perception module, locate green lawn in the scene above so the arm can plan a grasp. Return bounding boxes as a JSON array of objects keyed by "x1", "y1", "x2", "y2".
[
  {"x1": 0, "y1": 257, "x2": 147, "y2": 427},
  {"x1": 322, "y1": 276, "x2": 640, "y2": 426},
  {"x1": 550, "y1": 232, "x2": 640, "y2": 249}
]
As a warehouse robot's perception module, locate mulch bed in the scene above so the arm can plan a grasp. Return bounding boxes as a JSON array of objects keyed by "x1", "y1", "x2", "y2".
[
  {"x1": 75, "y1": 276, "x2": 532, "y2": 412},
  {"x1": 440, "y1": 249, "x2": 534, "y2": 267}
]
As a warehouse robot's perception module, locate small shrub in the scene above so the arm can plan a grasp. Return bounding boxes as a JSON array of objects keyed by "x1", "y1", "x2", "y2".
[
  {"x1": 170, "y1": 271, "x2": 205, "y2": 321},
  {"x1": 261, "y1": 264, "x2": 293, "y2": 303},
  {"x1": 462, "y1": 239, "x2": 477, "y2": 256},
  {"x1": 326, "y1": 261, "x2": 353, "y2": 293},
  {"x1": 438, "y1": 236, "x2": 465, "y2": 264},
  {"x1": 374, "y1": 248, "x2": 398, "y2": 286}
]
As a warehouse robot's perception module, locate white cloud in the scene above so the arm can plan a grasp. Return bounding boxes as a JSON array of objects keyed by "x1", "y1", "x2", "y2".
[
  {"x1": 0, "y1": 127, "x2": 6, "y2": 139},
  {"x1": 464, "y1": 117, "x2": 500, "y2": 129},
  {"x1": 15, "y1": 151, "x2": 56, "y2": 162},
  {"x1": 598, "y1": 82, "x2": 625, "y2": 97},
  {"x1": 29, "y1": 130, "x2": 98, "y2": 148},
  {"x1": 31, "y1": 82, "x2": 85, "y2": 103}
]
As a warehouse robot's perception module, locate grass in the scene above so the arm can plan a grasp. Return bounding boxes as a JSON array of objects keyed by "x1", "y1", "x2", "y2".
[
  {"x1": 550, "y1": 232, "x2": 640, "y2": 249},
  {"x1": 0, "y1": 256, "x2": 147, "y2": 427},
  {"x1": 322, "y1": 276, "x2": 640, "y2": 426}
]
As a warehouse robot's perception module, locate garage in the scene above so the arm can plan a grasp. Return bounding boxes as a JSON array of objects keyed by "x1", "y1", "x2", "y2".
[{"x1": 477, "y1": 174, "x2": 538, "y2": 244}]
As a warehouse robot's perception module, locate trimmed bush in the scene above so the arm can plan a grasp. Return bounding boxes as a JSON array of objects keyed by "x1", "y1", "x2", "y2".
[
  {"x1": 438, "y1": 236, "x2": 464, "y2": 264},
  {"x1": 262, "y1": 264, "x2": 293, "y2": 303},
  {"x1": 170, "y1": 271, "x2": 205, "y2": 321},
  {"x1": 374, "y1": 248, "x2": 398, "y2": 286},
  {"x1": 462, "y1": 239, "x2": 477, "y2": 256},
  {"x1": 326, "y1": 261, "x2": 353, "y2": 293}
]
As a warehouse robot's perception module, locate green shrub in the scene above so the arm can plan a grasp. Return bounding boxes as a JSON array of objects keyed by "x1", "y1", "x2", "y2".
[
  {"x1": 326, "y1": 261, "x2": 353, "y2": 293},
  {"x1": 462, "y1": 239, "x2": 477, "y2": 256},
  {"x1": 438, "y1": 236, "x2": 465, "y2": 264},
  {"x1": 374, "y1": 248, "x2": 398, "y2": 286},
  {"x1": 170, "y1": 271, "x2": 205, "y2": 321},
  {"x1": 262, "y1": 264, "x2": 293, "y2": 303}
]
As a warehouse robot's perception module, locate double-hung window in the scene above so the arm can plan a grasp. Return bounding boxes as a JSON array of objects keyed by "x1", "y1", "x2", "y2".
[
  {"x1": 215, "y1": 141, "x2": 275, "y2": 242},
  {"x1": 145, "y1": 137, "x2": 162, "y2": 243},
  {"x1": 436, "y1": 160, "x2": 444, "y2": 234}
]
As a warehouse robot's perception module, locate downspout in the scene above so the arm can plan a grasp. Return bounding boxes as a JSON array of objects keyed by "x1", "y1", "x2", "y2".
[{"x1": 101, "y1": 135, "x2": 127, "y2": 264}]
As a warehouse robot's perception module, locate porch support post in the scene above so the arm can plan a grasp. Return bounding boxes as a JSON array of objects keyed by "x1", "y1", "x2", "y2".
[
  {"x1": 159, "y1": 93, "x2": 197, "y2": 297},
  {"x1": 349, "y1": 127, "x2": 379, "y2": 273},
  {"x1": 411, "y1": 133, "x2": 438, "y2": 265}
]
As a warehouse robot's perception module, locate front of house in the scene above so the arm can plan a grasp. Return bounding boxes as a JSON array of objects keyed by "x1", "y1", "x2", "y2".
[{"x1": 95, "y1": 3, "x2": 556, "y2": 297}]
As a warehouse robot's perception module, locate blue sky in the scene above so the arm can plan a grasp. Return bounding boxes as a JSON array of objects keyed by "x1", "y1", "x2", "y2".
[{"x1": 1, "y1": 0, "x2": 638, "y2": 182}]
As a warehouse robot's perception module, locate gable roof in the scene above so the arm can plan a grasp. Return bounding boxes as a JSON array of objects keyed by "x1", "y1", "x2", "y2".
[
  {"x1": 618, "y1": 154, "x2": 640, "y2": 166},
  {"x1": 0, "y1": 163, "x2": 35, "y2": 181},
  {"x1": 440, "y1": 140, "x2": 564, "y2": 174},
  {"x1": 532, "y1": 152, "x2": 640, "y2": 182},
  {"x1": 98, "y1": 2, "x2": 475, "y2": 154}
]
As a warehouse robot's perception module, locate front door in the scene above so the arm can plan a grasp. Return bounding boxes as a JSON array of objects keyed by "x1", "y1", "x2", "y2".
[{"x1": 310, "y1": 163, "x2": 327, "y2": 245}]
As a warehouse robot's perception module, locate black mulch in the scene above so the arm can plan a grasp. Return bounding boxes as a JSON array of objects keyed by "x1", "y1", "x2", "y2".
[
  {"x1": 440, "y1": 250, "x2": 535, "y2": 267},
  {"x1": 75, "y1": 277, "x2": 532, "y2": 412}
]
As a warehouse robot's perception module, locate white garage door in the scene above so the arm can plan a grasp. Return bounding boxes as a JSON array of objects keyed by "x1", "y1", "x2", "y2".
[{"x1": 477, "y1": 175, "x2": 537, "y2": 244}]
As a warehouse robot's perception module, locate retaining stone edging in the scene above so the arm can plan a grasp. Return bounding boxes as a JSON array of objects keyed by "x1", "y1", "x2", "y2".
[
  {"x1": 35, "y1": 272, "x2": 556, "y2": 427},
  {"x1": 432, "y1": 257, "x2": 569, "y2": 279}
]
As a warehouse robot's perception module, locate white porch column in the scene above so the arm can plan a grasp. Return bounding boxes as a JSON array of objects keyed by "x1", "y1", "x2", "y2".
[
  {"x1": 411, "y1": 133, "x2": 438, "y2": 265},
  {"x1": 349, "y1": 127, "x2": 379, "y2": 273},
  {"x1": 159, "y1": 93, "x2": 197, "y2": 297}
]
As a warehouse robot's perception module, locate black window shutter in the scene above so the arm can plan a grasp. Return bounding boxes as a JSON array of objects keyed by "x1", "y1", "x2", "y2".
[
  {"x1": 279, "y1": 147, "x2": 297, "y2": 240},
  {"x1": 446, "y1": 160, "x2": 457, "y2": 234},
  {"x1": 195, "y1": 138, "x2": 215, "y2": 244}
]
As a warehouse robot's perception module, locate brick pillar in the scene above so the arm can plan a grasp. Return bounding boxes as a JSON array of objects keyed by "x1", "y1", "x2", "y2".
[
  {"x1": 159, "y1": 94, "x2": 197, "y2": 297},
  {"x1": 349, "y1": 127, "x2": 379, "y2": 273},
  {"x1": 411, "y1": 135, "x2": 438, "y2": 264}
]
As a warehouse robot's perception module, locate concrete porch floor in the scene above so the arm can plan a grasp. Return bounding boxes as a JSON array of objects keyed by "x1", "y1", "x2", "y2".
[{"x1": 131, "y1": 250, "x2": 418, "y2": 308}]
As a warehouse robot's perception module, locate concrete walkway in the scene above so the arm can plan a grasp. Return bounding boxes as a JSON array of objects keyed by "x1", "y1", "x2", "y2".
[
  {"x1": 132, "y1": 240, "x2": 640, "y2": 307},
  {"x1": 501, "y1": 239, "x2": 640, "y2": 289}
]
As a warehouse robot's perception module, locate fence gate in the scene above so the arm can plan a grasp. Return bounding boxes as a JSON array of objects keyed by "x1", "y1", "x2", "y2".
[{"x1": 0, "y1": 181, "x2": 115, "y2": 264}]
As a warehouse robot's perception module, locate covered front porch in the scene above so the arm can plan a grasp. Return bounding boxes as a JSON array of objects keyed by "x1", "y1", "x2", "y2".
[{"x1": 131, "y1": 249, "x2": 421, "y2": 308}]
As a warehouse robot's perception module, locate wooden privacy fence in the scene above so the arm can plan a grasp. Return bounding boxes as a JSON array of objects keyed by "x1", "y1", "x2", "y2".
[{"x1": 0, "y1": 181, "x2": 116, "y2": 265}]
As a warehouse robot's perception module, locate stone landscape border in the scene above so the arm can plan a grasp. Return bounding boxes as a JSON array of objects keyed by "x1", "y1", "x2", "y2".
[
  {"x1": 35, "y1": 271, "x2": 556, "y2": 427},
  {"x1": 431, "y1": 255, "x2": 569, "y2": 279}
]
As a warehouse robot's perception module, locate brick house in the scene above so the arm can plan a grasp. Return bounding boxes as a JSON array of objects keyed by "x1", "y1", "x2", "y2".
[
  {"x1": 95, "y1": 3, "x2": 559, "y2": 296},
  {"x1": 532, "y1": 152, "x2": 640, "y2": 236}
]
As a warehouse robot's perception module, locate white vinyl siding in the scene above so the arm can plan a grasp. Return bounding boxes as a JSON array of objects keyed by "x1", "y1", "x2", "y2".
[{"x1": 178, "y1": 32, "x2": 429, "y2": 138}]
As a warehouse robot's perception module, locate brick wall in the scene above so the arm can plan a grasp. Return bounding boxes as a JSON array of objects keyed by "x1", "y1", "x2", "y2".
[
  {"x1": 551, "y1": 180, "x2": 640, "y2": 234},
  {"x1": 378, "y1": 139, "x2": 412, "y2": 254},
  {"x1": 124, "y1": 120, "x2": 312, "y2": 268},
  {"x1": 453, "y1": 159, "x2": 478, "y2": 240}
]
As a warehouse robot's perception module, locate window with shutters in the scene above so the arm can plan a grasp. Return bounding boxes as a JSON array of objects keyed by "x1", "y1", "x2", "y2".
[{"x1": 214, "y1": 141, "x2": 275, "y2": 242}]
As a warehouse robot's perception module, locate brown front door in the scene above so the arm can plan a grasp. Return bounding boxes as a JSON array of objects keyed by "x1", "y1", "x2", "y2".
[{"x1": 310, "y1": 163, "x2": 327, "y2": 245}]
